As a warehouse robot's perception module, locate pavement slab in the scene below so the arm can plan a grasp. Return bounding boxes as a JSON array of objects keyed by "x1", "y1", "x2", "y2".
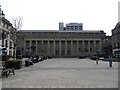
[{"x1": 1, "y1": 58, "x2": 118, "y2": 88}]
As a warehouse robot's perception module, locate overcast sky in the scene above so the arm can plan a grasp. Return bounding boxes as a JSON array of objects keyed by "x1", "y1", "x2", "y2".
[{"x1": 1, "y1": 0, "x2": 119, "y2": 35}]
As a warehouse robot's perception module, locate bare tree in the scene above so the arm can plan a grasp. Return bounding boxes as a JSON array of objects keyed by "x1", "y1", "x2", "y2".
[
  {"x1": 11, "y1": 16, "x2": 23, "y2": 59},
  {"x1": 12, "y1": 16, "x2": 23, "y2": 30}
]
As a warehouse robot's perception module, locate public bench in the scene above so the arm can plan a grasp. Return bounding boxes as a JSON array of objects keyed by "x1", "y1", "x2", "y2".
[{"x1": 1, "y1": 67, "x2": 15, "y2": 78}]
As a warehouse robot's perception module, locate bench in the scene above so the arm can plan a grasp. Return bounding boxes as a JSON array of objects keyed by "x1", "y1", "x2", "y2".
[{"x1": 1, "y1": 68, "x2": 15, "y2": 78}]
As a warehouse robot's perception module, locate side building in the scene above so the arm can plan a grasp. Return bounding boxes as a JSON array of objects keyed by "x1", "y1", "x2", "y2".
[
  {"x1": 0, "y1": 6, "x2": 16, "y2": 57},
  {"x1": 102, "y1": 36, "x2": 112, "y2": 57},
  {"x1": 112, "y1": 22, "x2": 120, "y2": 57},
  {"x1": 16, "y1": 27, "x2": 106, "y2": 57}
]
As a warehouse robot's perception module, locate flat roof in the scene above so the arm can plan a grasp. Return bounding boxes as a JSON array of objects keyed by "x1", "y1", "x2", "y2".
[{"x1": 18, "y1": 30, "x2": 104, "y2": 33}]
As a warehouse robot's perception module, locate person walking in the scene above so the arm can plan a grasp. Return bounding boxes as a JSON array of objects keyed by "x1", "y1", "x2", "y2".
[
  {"x1": 108, "y1": 55, "x2": 112, "y2": 67},
  {"x1": 96, "y1": 57, "x2": 99, "y2": 64}
]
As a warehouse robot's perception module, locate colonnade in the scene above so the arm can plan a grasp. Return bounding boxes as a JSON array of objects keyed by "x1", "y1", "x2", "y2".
[{"x1": 24, "y1": 39, "x2": 101, "y2": 57}]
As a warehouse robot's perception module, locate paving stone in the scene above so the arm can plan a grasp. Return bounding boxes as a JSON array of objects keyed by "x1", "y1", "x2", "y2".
[{"x1": 1, "y1": 58, "x2": 118, "y2": 88}]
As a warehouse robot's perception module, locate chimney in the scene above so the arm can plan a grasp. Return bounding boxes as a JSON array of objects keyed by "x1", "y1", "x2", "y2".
[{"x1": 0, "y1": 5, "x2": 5, "y2": 18}]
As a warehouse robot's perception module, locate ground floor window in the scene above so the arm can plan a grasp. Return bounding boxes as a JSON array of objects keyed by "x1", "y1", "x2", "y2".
[{"x1": 115, "y1": 50, "x2": 120, "y2": 58}]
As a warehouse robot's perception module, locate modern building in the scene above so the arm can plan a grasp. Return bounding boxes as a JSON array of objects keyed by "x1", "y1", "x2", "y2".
[
  {"x1": 0, "y1": 6, "x2": 16, "y2": 57},
  {"x1": 59, "y1": 22, "x2": 83, "y2": 31},
  {"x1": 112, "y1": 22, "x2": 120, "y2": 57},
  {"x1": 16, "y1": 22, "x2": 106, "y2": 57}
]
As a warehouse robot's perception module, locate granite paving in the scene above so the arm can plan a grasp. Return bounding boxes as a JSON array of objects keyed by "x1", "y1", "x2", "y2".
[{"x1": 1, "y1": 58, "x2": 118, "y2": 88}]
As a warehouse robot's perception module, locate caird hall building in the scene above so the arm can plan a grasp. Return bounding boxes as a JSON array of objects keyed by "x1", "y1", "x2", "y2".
[{"x1": 16, "y1": 22, "x2": 106, "y2": 57}]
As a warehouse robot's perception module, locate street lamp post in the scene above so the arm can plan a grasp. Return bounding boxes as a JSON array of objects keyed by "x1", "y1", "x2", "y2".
[{"x1": 41, "y1": 41, "x2": 43, "y2": 56}]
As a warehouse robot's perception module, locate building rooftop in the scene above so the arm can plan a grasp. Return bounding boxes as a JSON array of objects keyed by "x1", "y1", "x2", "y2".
[
  {"x1": 18, "y1": 30, "x2": 104, "y2": 33},
  {"x1": 114, "y1": 22, "x2": 120, "y2": 29}
]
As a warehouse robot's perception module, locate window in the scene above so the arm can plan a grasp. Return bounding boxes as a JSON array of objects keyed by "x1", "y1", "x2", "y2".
[
  {"x1": 9, "y1": 41, "x2": 12, "y2": 49},
  {"x1": 79, "y1": 26, "x2": 82, "y2": 29},
  {"x1": 71, "y1": 26, "x2": 74, "y2": 30},
  {"x1": 66, "y1": 26, "x2": 69, "y2": 30},
  {"x1": 117, "y1": 42, "x2": 120, "y2": 48},
  {"x1": 5, "y1": 40, "x2": 8, "y2": 47},
  {"x1": 6, "y1": 25, "x2": 8, "y2": 29},
  {"x1": 114, "y1": 43, "x2": 116, "y2": 48},
  {"x1": 75, "y1": 26, "x2": 78, "y2": 29},
  {"x1": 90, "y1": 48, "x2": 92, "y2": 51}
]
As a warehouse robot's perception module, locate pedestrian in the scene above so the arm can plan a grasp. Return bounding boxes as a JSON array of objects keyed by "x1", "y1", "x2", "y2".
[
  {"x1": 96, "y1": 57, "x2": 99, "y2": 64},
  {"x1": 108, "y1": 55, "x2": 112, "y2": 67}
]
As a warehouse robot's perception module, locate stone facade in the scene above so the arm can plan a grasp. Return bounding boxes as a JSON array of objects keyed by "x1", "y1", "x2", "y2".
[
  {"x1": 112, "y1": 22, "x2": 120, "y2": 57},
  {"x1": 0, "y1": 6, "x2": 16, "y2": 56},
  {"x1": 102, "y1": 36, "x2": 112, "y2": 56},
  {"x1": 17, "y1": 30, "x2": 106, "y2": 57}
]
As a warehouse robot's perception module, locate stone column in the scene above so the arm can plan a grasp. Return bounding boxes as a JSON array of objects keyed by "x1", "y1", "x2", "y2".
[
  {"x1": 88, "y1": 41, "x2": 90, "y2": 53},
  {"x1": 29, "y1": 40, "x2": 31, "y2": 48},
  {"x1": 7, "y1": 34, "x2": 10, "y2": 55},
  {"x1": 29, "y1": 40, "x2": 32, "y2": 54},
  {"x1": 53, "y1": 40, "x2": 55, "y2": 56},
  {"x1": 99, "y1": 40, "x2": 102, "y2": 54},
  {"x1": 71, "y1": 40, "x2": 73, "y2": 56},
  {"x1": 94, "y1": 40, "x2": 96, "y2": 54},
  {"x1": 59, "y1": 40, "x2": 61, "y2": 56},
  {"x1": 30, "y1": 40, "x2": 32, "y2": 55},
  {"x1": 47, "y1": 41, "x2": 49, "y2": 56},
  {"x1": 65, "y1": 40, "x2": 67, "y2": 56},
  {"x1": 82, "y1": 40, "x2": 85, "y2": 53},
  {"x1": 24, "y1": 40, "x2": 26, "y2": 55},
  {"x1": 42, "y1": 40, "x2": 44, "y2": 56},
  {"x1": 96, "y1": 40, "x2": 101, "y2": 55},
  {"x1": 35, "y1": 40, "x2": 37, "y2": 55},
  {"x1": 77, "y1": 40, "x2": 79, "y2": 56}
]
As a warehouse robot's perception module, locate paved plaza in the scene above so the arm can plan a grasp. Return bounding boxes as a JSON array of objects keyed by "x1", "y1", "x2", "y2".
[{"x1": 1, "y1": 58, "x2": 118, "y2": 88}]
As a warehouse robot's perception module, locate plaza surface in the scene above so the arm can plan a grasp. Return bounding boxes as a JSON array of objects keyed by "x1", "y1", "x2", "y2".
[{"x1": 1, "y1": 58, "x2": 118, "y2": 88}]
